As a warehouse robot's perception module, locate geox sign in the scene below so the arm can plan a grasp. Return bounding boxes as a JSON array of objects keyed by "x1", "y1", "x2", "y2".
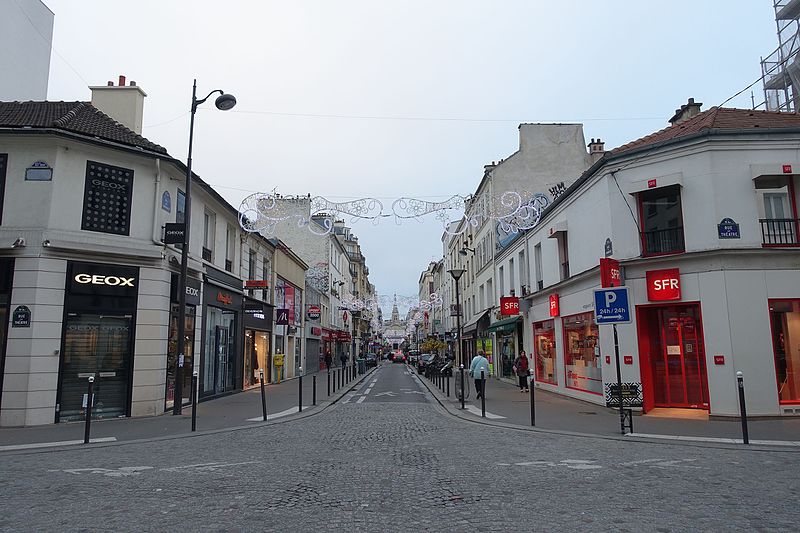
[
  {"x1": 74, "y1": 274, "x2": 135, "y2": 287},
  {"x1": 68, "y1": 262, "x2": 139, "y2": 296}
]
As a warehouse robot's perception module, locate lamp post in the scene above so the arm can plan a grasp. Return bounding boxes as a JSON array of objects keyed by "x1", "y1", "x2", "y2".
[
  {"x1": 448, "y1": 268, "x2": 465, "y2": 369},
  {"x1": 173, "y1": 79, "x2": 236, "y2": 415}
]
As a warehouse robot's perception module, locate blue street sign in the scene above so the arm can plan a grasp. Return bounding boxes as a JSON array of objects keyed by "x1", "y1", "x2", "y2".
[{"x1": 594, "y1": 287, "x2": 632, "y2": 324}]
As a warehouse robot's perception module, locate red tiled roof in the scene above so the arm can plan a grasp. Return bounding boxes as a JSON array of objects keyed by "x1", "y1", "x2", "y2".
[
  {"x1": 0, "y1": 101, "x2": 168, "y2": 154},
  {"x1": 612, "y1": 107, "x2": 800, "y2": 156}
]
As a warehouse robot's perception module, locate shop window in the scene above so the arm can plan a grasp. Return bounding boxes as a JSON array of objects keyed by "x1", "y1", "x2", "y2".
[
  {"x1": 755, "y1": 175, "x2": 799, "y2": 246},
  {"x1": 534, "y1": 320, "x2": 557, "y2": 385},
  {"x1": 770, "y1": 299, "x2": 800, "y2": 403},
  {"x1": 562, "y1": 312, "x2": 602, "y2": 395},
  {"x1": 165, "y1": 305, "x2": 195, "y2": 411},
  {"x1": 244, "y1": 329, "x2": 270, "y2": 388},
  {"x1": 81, "y1": 161, "x2": 134, "y2": 236},
  {"x1": 639, "y1": 185, "x2": 685, "y2": 255}
]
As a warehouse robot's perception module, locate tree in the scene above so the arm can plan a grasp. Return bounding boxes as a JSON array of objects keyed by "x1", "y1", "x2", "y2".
[{"x1": 421, "y1": 338, "x2": 446, "y2": 354}]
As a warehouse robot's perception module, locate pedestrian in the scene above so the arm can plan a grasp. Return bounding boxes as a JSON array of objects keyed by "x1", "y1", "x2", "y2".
[
  {"x1": 339, "y1": 351, "x2": 347, "y2": 368},
  {"x1": 324, "y1": 350, "x2": 332, "y2": 371},
  {"x1": 513, "y1": 350, "x2": 530, "y2": 392},
  {"x1": 469, "y1": 350, "x2": 490, "y2": 399}
]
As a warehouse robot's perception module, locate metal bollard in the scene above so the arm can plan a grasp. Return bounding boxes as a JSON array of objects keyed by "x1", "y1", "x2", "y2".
[
  {"x1": 446, "y1": 373, "x2": 450, "y2": 397},
  {"x1": 480, "y1": 370, "x2": 486, "y2": 417},
  {"x1": 191, "y1": 371, "x2": 198, "y2": 431},
  {"x1": 737, "y1": 371, "x2": 749, "y2": 445},
  {"x1": 259, "y1": 369, "x2": 267, "y2": 422},
  {"x1": 529, "y1": 375, "x2": 535, "y2": 426},
  {"x1": 299, "y1": 367, "x2": 303, "y2": 413},
  {"x1": 460, "y1": 365, "x2": 465, "y2": 410},
  {"x1": 83, "y1": 376, "x2": 94, "y2": 444},
  {"x1": 327, "y1": 369, "x2": 331, "y2": 397},
  {"x1": 313, "y1": 375, "x2": 317, "y2": 406}
]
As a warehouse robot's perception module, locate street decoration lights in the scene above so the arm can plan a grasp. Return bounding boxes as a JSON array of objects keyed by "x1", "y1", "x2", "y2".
[
  {"x1": 173, "y1": 80, "x2": 236, "y2": 415},
  {"x1": 448, "y1": 268, "x2": 466, "y2": 368}
]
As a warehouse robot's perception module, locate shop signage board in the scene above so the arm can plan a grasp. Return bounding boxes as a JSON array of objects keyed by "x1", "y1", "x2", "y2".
[
  {"x1": 163, "y1": 222, "x2": 185, "y2": 244},
  {"x1": 717, "y1": 218, "x2": 740, "y2": 239},
  {"x1": 307, "y1": 305, "x2": 321, "y2": 320},
  {"x1": 549, "y1": 294, "x2": 559, "y2": 317},
  {"x1": 276, "y1": 308, "x2": 289, "y2": 325},
  {"x1": 605, "y1": 382, "x2": 643, "y2": 408},
  {"x1": 12, "y1": 305, "x2": 31, "y2": 327},
  {"x1": 500, "y1": 296, "x2": 520, "y2": 316},
  {"x1": 593, "y1": 287, "x2": 631, "y2": 324},
  {"x1": 244, "y1": 279, "x2": 269, "y2": 289},
  {"x1": 646, "y1": 268, "x2": 681, "y2": 301},
  {"x1": 244, "y1": 300, "x2": 264, "y2": 314},
  {"x1": 599, "y1": 258, "x2": 621, "y2": 288}
]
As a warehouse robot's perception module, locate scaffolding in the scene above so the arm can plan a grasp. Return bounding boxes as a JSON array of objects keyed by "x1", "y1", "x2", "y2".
[{"x1": 761, "y1": 0, "x2": 800, "y2": 111}]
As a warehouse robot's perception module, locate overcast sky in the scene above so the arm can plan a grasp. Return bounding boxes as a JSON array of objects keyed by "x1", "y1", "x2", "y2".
[{"x1": 41, "y1": 1, "x2": 776, "y2": 313}]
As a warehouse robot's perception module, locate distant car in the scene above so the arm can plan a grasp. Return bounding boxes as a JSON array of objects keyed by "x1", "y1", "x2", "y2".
[
  {"x1": 365, "y1": 353, "x2": 377, "y2": 368},
  {"x1": 392, "y1": 353, "x2": 406, "y2": 363},
  {"x1": 417, "y1": 353, "x2": 435, "y2": 374},
  {"x1": 407, "y1": 350, "x2": 421, "y2": 365}
]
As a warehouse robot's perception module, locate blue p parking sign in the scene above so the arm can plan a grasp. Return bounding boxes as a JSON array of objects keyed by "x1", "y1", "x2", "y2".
[{"x1": 594, "y1": 287, "x2": 631, "y2": 324}]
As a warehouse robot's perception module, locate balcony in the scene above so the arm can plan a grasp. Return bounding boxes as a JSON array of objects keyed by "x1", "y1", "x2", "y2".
[
  {"x1": 202, "y1": 247, "x2": 212, "y2": 262},
  {"x1": 641, "y1": 227, "x2": 685, "y2": 256},
  {"x1": 761, "y1": 218, "x2": 800, "y2": 245}
]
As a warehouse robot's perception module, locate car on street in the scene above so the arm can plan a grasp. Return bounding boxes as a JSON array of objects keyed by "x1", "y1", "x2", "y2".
[
  {"x1": 407, "y1": 349, "x2": 421, "y2": 365},
  {"x1": 365, "y1": 353, "x2": 377, "y2": 368},
  {"x1": 392, "y1": 352, "x2": 406, "y2": 363},
  {"x1": 417, "y1": 353, "x2": 435, "y2": 374}
]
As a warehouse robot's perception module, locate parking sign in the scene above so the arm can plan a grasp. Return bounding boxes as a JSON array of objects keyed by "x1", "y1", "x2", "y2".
[{"x1": 593, "y1": 287, "x2": 631, "y2": 324}]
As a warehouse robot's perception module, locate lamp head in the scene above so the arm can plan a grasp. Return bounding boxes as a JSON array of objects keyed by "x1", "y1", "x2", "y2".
[
  {"x1": 459, "y1": 249, "x2": 468, "y2": 256},
  {"x1": 214, "y1": 93, "x2": 237, "y2": 111}
]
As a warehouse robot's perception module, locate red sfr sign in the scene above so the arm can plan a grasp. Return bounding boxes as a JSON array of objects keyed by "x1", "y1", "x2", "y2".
[
  {"x1": 549, "y1": 294, "x2": 560, "y2": 317},
  {"x1": 646, "y1": 268, "x2": 681, "y2": 301},
  {"x1": 599, "y1": 258, "x2": 621, "y2": 288},
  {"x1": 500, "y1": 296, "x2": 520, "y2": 316}
]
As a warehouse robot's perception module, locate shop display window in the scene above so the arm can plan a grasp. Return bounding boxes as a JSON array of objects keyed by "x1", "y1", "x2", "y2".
[
  {"x1": 165, "y1": 305, "x2": 195, "y2": 410},
  {"x1": 244, "y1": 329, "x2": 270, "y2": 388},
  {"x1": 533, "y1": 320, "x2": 557, "y2": 385},
  {"x1": 770, "y1": 299, "x2": 800, "y2": 403},
  {"x1": 562, "y1": 312, "x2": 602, "y2": 395}
]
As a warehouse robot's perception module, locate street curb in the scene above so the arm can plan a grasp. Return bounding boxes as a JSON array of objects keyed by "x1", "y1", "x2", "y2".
[
  {"x1": 416, "y1": 370, "x2": 800, "y2": 454},
  {"x1": 0, "y1": 366, "x2": 380, "y2": 457}
]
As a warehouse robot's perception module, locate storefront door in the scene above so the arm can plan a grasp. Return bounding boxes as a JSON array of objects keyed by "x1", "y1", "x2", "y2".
[
  {"x1": 638, "y1": 304, "x2": 709, "y2": 410},
  {"x1": 59, "y1": 313, "x2": 133, "y2": 421}
]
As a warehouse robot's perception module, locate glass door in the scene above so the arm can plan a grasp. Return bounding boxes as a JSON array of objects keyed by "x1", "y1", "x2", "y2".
[
  {"x1": 652, "y1": 305, "x2": 708, "y2": 408},
  {"x1": 59, "y1": 314, "x2": 133, "y2": 421}
]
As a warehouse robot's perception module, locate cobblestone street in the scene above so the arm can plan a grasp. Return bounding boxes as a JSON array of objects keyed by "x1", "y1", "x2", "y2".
[{"x1": 1, "y1": 365, "x2": 798, "y2": 532}]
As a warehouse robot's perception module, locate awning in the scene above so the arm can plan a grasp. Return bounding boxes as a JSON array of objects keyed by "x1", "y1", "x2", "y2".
[
  {"x1": 487, "y1": 315, "x2": 521, "y2": 333},
  {"x1": 462, "y1": 310, "x2": 490, "y2": 335}
]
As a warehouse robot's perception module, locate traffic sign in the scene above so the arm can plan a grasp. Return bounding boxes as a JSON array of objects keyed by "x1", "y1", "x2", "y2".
[{"x1": 593, "y1": 287, "x2": 631, "y2": 324}]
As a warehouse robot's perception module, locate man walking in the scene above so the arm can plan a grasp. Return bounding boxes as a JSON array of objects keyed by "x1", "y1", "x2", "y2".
[{"x1": 470, "y1": 350, "x2": 490, "y2": 399}]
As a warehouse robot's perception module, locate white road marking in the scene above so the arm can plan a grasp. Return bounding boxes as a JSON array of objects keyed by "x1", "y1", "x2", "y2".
[
  {"x1": 162, "y1": 461, "x2": 258, "y2": 472},
  {"x1": 501, "y1": 460, "x2": 601, "y2": 470},
  {"x1": 464, "y1": 405, "x2": 506, "y2": 419},
  {"x1": 374, "y1": 391, "x2": 398, "y2": 397},
  {"x1": 403, "y1": 391, "x2": 425, "y2": 395},
  {"x1": 356, "y1": 396, "x2": 366, "y2": 404},
  {"x1": 628, "y1": 432, "x2": 800, "y2": 447},
  {"x1": 246, "y1": 406, "x2": 311, "y2": 421},
  {"x1": 62, "y1": 466, "x2": 154, "y2": 477},
  {"x1": 0, "y1": 437, "x2": 117, "y2": 452}
]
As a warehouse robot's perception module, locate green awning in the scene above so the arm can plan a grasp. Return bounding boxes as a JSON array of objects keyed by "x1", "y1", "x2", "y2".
[{"x1": 487, "y1": 316, "x2": 521, "y2": 333}]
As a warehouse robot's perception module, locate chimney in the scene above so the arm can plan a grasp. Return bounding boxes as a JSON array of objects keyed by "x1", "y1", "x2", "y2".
[
  {"x1": 668, "y1": 98, "x2": 703, "y2": 126},
  {"x1": 588, "y1": 138, "x2": 605, "y2": 164},
  {"x1": 89, "y1": 74, "x2": 147, "y2": 134}
]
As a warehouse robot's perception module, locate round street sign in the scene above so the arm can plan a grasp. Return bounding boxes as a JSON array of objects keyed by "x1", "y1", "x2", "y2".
[{"x1": 308, "y1": 305, "x2": 321, "y2": 321}]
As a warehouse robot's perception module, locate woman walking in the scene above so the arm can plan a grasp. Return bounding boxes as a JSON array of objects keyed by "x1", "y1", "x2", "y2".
[{"x1": 513, "y1": 350, "x2": 530, "y2": 392}]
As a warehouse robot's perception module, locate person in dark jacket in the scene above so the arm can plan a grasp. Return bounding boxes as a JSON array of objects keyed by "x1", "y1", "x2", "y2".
[{"x1": 513, "y1": 350, "x2": 530, "y2": 392}]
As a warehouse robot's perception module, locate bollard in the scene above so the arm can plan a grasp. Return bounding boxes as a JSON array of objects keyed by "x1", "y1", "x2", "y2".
[
  {"x1": 529, "y1": 375, "x2": 536, "y2": 427},
  {"x1": 191, "y1": 371, "x2": 198, "y2": 431},
  {"x1": 259, "y1": 369, "x2": 267, "y2": 422},
  {"x1": 460, "y1": 364, "x2": 465, "y2": 410},
  {"x1": 327, "y1": 369, "x2": 331, "y2": 397},
  {"x1": 299, "y1": 367, "x2": 304, "y2": 413},
  {"x1": 737, "y1": 371, "x2": 749, "y2": 445},
  {"x1": 481, "y1": 369, "x2": 486, "y2": 418},
  {"x1": 83, "y1": 376, "x2": 94, "y2": 444},
  {"x1": 446, "y1": 373, "x2": 450, "y2": 397},
  {"x1": 313, "y1": 375, "x2": 317, "y2": 406}
]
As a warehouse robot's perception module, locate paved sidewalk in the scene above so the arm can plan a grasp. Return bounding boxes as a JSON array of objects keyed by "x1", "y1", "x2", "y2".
[
  {"x1": 0, "y1": 364, "x2": 378, "y2": 451},
  {"x1": 418, "y1": 368, "x2": 800, "y2": 445}
]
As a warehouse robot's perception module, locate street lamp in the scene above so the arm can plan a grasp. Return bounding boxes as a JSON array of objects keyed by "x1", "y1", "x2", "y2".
[
  {"x1": 448, "y1": 268, "x2": 465, "y2": 368},
  {"x1": 173, "y1": 80, "x2": 237, "y2": 415}
]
